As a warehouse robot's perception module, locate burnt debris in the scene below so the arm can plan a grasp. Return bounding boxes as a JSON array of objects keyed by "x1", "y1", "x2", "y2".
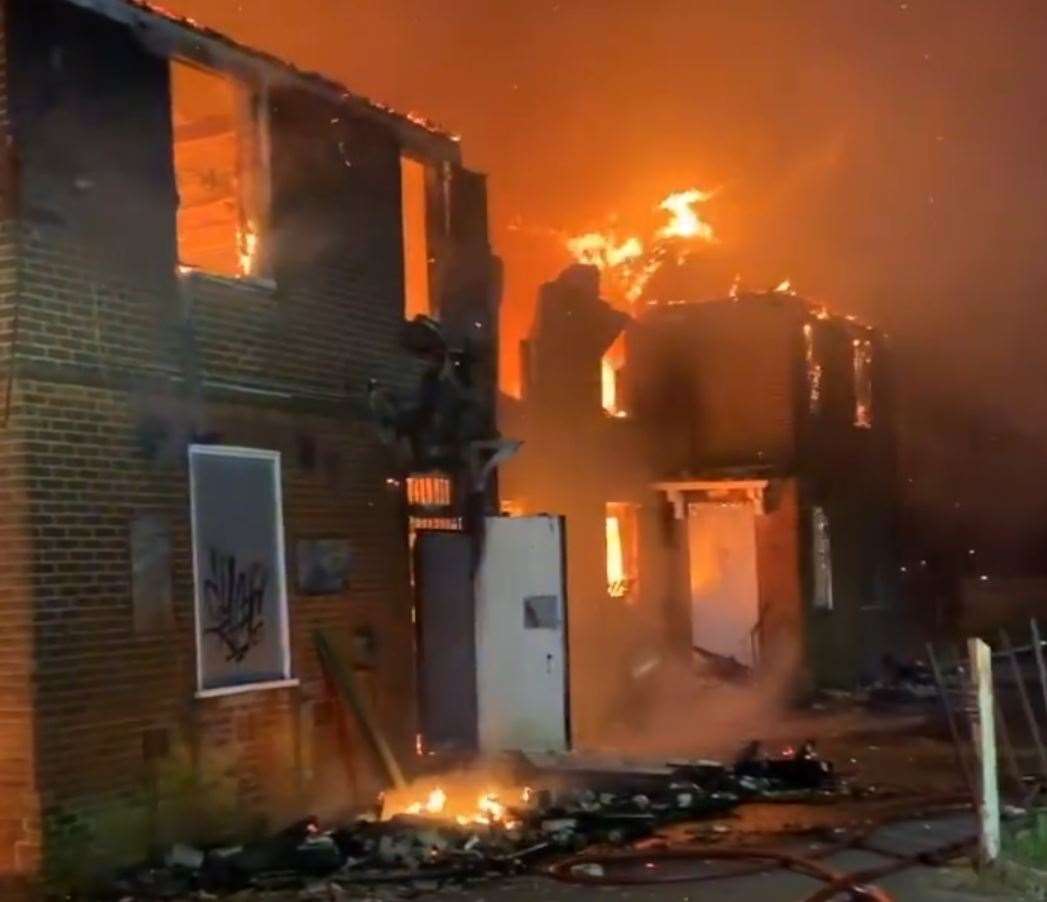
[{"x1": 108, "y1": 745, "x2": 843, "y2": 898}]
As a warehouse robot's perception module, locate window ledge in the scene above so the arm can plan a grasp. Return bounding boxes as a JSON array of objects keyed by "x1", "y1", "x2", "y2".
[
  {"x1": 195, "y1": 677, "x2": 298, "y2": 700},
  {"x1": 178, "y1": 267, "x2": 277, "y2": 295}
]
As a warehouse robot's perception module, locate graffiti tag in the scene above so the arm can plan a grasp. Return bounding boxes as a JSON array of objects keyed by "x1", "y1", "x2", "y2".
[{"x1": 203, "y1": 548, "x2": 268, "y2": 663}]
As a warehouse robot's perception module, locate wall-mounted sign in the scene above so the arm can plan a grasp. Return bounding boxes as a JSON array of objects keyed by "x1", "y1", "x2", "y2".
[{"x1": 296, "y1": 539, "x2": 352, "y2": 595}]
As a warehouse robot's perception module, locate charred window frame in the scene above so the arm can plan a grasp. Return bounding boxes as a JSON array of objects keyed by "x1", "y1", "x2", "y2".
[
  {"x1": 853, "y1": 338, "x2": 874, "y2": 429},
  {"x1": 170, "y1": 58, "x2": 273, "y2": 283},
  {"x1": 811, "y1": 505, "x2": 833, "y2": 612},
  {"x1": 803, "y1": 323, "x2": 822, "y2": 415}
]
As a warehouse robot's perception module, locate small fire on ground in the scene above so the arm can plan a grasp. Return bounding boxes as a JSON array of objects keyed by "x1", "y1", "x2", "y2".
[{"x1": 381, "y1": 782, "x2": 533, "y2": 830}]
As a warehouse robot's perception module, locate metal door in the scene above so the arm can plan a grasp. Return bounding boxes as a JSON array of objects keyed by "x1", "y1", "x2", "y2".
[
  {"x1": 415, "y1": 530, "x2": 477, "y2": 751},
  {"x1": 475, "y1": 516, "x2": 570, "y2": 752}
]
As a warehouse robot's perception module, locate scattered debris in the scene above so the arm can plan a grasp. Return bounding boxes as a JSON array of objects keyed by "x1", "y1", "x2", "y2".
[{"x1": 109, "y1": 743, "x2": 845, "y2": 898}]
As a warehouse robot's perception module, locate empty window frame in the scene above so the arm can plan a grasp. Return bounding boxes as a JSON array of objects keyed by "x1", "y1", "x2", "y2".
[
  {"x1": 606, "y1": 502, "x2": 640, "y2": 600},
  {"x1": 853, "y1": 338, "x2": 874, "y2": 428},
  {"x1": 189, "y1": 446, "x2": 292, "y2": 695},
  {"x1": 401, "y1": 155, "x2": 432, "y2": 319},
  {"x1": 811, "y1": 505, "x2": 833, "y2": 611},
  {"x1": 803, "y1": 323, "x2": 822, "y2": 415},
  {"x1": 601, "y1": 332, "x2": 628, "y2": 418},
  {"x1": 171, "y1": 60, "x2": 271, "y2": 280}
]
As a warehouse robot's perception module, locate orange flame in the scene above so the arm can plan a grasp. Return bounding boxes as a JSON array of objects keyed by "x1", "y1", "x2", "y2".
[
  {"x1": 656, "y1": 188, "x2": 717, "y2": 242},
  {"x1": 566, "y1": 187, "x2": 718, "y2": 307},
  {"x1": 566, "y1": 232, "x2": 644, "y2": 269},
  {"x1": 384, "y1": 782, "x2": 530, "y2": 830},
  {"x1": 238, "y1": 221, "x2": 259, "y2": 277}
]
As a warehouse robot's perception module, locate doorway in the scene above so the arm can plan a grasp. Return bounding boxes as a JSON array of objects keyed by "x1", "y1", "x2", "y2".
[{"x1": 687, "y1": 501, "x2": 760, "y2": 667}]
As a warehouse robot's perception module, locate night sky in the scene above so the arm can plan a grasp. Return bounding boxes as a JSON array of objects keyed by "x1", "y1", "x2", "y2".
[{"x1": 164, "y1": 0, "x2": 1047, "y2": 572}]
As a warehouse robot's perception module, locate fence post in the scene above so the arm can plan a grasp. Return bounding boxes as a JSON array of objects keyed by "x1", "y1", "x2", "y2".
[{"x1": 969, "y1": 637, "x2": 1000, "y2": 867}]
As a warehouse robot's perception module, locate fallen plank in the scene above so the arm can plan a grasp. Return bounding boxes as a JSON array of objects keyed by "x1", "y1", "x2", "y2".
[{"x1": 314, "y1": 629, "x2": 407, "y2": 790}]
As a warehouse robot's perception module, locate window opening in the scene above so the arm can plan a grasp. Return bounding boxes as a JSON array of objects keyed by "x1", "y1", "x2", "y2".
[
  {"x1": 812, "y1": 505, "x2": 833, "y2": 611},
  {"x1": 401, "y1": 156, "x2": 432, "y2": 319},
  {"x1": 171, "y1": 60, "x2": 270, "y2": 280},
  {"x1": 853, "y1": 338, "x2": 874, "y2": 428},
  {"x1": 803, "y1": 323, "x2": 822, "y2": 414},
  {"x1": 606, "y1": 501, "x2": 640, "y2": 600},
  {"x1": 601, "y1": 332, "x2": 628, "y2": 418}
]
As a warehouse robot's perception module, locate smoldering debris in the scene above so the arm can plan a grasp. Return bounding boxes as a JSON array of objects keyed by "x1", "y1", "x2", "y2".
[{"x1": 108, "y1": 744, "x2": 848, "y2": 898}]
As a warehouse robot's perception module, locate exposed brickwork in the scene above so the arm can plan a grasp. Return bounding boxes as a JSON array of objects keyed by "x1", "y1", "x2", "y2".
[
  {"x1": 0, "y1": 384, "x2": 43, "y2": 877},
  {"x1": 0, "y1": 0, "x2": 495, "y2": 884},
  {"x1": 0, "y1": 0, "x2": 43, "y2": 880}
]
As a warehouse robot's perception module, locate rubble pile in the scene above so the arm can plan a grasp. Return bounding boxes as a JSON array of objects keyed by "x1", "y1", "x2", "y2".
[{"x1": 108, "y1": 743, "x2": 840, "y2": 898}]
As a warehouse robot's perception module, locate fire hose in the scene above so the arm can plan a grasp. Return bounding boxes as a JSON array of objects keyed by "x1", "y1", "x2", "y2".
[{"x1": 547, "y1": 795, "x2": 977, "y2": 901}]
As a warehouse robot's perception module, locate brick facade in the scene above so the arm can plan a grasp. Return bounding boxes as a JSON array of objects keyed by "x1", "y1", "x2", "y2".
[{"x1": 0, "y1": 0, "x2": 496, "y2": 882}]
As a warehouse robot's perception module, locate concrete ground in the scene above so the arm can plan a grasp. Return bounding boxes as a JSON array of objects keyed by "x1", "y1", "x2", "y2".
[
  {"x1": 406, "y1": 815, "x2": 1030, "y2": 900},
  {"x1": 398, "y1": 712, "x2": 1035, "y2": 901},
  {"x1": 234, "y1": 709, "x2": 1044, "y2": 900}
]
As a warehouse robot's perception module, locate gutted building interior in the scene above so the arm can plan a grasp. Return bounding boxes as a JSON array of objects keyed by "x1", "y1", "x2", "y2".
[{"x1": 501, "y1": 266, "x2": 899, "y2": 745}]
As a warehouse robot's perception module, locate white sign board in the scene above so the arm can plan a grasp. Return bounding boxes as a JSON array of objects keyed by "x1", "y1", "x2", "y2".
[{"x1": 189, "y1": 445, "x2": 292, "y2": 694}]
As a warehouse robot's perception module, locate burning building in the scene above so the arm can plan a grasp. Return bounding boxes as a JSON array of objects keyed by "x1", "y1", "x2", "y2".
[
  {"x1": 502, "y1": 267, "x2": 899, "y2": 743},
  {"x1": 0, "y1": 0, "x2": 497, "y2": 879}
]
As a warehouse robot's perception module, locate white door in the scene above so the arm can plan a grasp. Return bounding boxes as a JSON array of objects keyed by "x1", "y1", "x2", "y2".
[
  {"x1": 475, "y1": 516, "x2": 569, "y2": 752},
  {"x1": 687, "y1": 502, "x2": 760, "y2": 666}
]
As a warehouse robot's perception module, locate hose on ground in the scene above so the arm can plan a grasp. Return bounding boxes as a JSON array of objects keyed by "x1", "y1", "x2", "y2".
[{"x1": 547, "y1": 795, "x2": 977, "y2": 901}]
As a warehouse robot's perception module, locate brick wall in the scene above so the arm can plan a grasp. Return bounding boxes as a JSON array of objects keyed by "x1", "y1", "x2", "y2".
[
  {"x1": 0, "y1": 0, "x2": 493, "y2": 881},
  {"x1": 0, "y1": 0, "x2": 42, "y2": 881},
  {"x1": 16, "y1": 378, "x2": 414, "y2": 869}
]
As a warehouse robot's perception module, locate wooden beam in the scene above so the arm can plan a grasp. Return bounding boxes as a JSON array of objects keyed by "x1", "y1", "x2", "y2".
[{"x1": 314, "y1": 630, "x2": 407, "y2": 790}]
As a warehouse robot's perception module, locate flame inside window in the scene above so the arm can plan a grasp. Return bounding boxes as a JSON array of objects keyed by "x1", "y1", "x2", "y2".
[
  {"x1": 171, "y1": 60, "x2": 269, "y2": 279},
  {"x1": 606, "y1": 502, "x2": 639, "y2": 600},
  {"x1": 601, "y1": 332, "x2": 628, "y2": 417}
]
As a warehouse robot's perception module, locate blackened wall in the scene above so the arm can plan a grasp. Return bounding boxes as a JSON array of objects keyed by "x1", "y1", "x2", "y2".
[
  {"x1": 635, "y1": 296, "x2": 899, "y2": 687},
  {"x1": 633, "y1": 299, "x2": 800, "y2": 472},
  {"x1": 799, "y1": 315, "x2": 898, "y2": 685}
]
